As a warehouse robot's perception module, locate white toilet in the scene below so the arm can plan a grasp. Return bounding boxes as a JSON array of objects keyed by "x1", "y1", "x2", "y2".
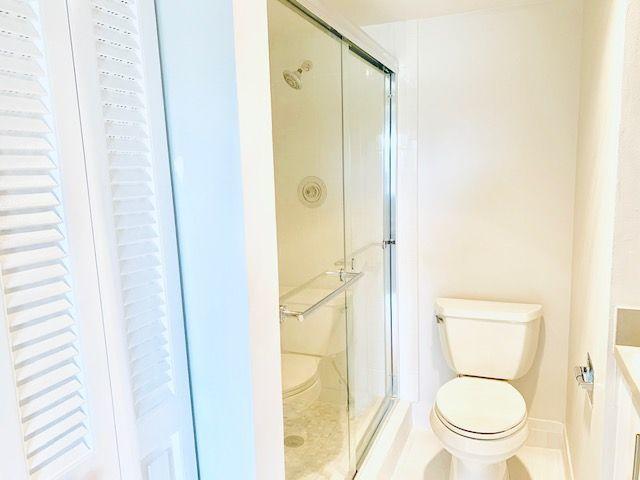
[
  {"x1": 281, "y1": 353, "x2": 322, "y2": 417},
  {"x1": 280, "y1": 286, "x2": 346, "y2": 417},
  {"x1": 431, "y1": 298, "x2": 542, "y2": 480}
]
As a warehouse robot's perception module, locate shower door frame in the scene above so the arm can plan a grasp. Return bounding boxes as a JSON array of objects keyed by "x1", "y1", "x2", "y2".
[
  {"x1": 276, "y1": 0, "x2": 399, "y2": 475},
  {"x1": 343, "y1": 46, "x2": 398, "y2": 473}
]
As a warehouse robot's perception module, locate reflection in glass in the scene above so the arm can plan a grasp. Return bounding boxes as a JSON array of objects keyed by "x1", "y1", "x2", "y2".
[{"x1": 267, "y1": 1, "x2": 394, "y2": 477}]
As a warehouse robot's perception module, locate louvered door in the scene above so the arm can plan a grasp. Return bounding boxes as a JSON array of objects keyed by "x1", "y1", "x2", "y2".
[
  {"x1": 66, "y1": 1, "x2": 197, "y2": 478},
  {"x1": 0, "y1": 0, "x2": 120, "y2": 478}
]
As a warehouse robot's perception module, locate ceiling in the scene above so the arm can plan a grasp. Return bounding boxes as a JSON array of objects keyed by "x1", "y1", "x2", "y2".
[{"x1": 319, "y1": 0, "x2": 553, "y2": 26}]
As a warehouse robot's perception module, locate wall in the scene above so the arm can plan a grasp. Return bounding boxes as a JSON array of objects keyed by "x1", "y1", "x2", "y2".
[
  {"x1": 232, "y1": 0, "x2": 286, "y2": 477},
  {"x1": 564, "y1": 1, "x2": 628, "y2": 478},
  {"x1": 268, "y1": 0, "x2": 345, "y2": 289},
  {"x1": 364, "y1": 21, "x2": 421, "y2": 403},
  {"x1": 323, "y1": 0, "x2": 558, "y2": 25},
  {"x1": 611, "y1": 1, "x2": 640, "y2": 312},
  {"x1": 155, "y1": 0, "x2": 284, "y2": 478},
  {"x1": 368, "y1": 1, "x2": 583, "y2": 425},
  {"x1": 606, "y1": 4, "x2": 640, "y2": 477}
]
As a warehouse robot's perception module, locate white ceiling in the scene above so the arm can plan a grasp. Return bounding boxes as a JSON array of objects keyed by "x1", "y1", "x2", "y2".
[{"x1": 320, "y1": 0, "x2": 553, "y2": 26}]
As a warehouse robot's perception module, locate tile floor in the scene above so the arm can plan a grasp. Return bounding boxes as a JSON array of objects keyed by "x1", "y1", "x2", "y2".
[
  {"x1": 391, "y1": 429, "x2": 567, "y2": 480},
  {"x1": 284, "y1": 401, "x2": 349, "y2": 480},
  {"x1": 283, "y1": 398, "x2": 386, "y2": 480}
]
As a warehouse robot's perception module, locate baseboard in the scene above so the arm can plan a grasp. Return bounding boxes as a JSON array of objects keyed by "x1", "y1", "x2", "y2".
[
  {"x1": 411, "y1": 400, "x2": 430, "y2": 430},
  {"x1": 356, "y1": 400, "x2": 413, "y2": 479},
  {"x1": 526, "y1": 417, "x2": 574, "y2": 479},
  {"x1": 526, "y1": 418, "x2": 564, "y2": 449},
  {"x1": 562, "y1": 423, "x2": 575, "y2": 480}
]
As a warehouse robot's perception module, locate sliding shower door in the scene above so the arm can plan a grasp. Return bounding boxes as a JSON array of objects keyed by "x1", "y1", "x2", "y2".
[
  {"x1": 268, "y1": 2, "x2": 351, "y2": 479},
  {"x1": 342, "y1": 46, "x2": 394, "y2": 467},
  {"x1": 267, "y1": 1, "x2": 395, "y2": 478}
]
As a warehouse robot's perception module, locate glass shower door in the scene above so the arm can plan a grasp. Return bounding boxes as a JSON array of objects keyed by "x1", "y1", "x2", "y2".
[
  {"x1": 342, "y1": 45, "x2": 394, "y2": 467},
  {"x1": 267, "y1": 1, "x2": 395, "y2": 477},
  {"x1": 268, "y1": 1, "x2": 352, "y2": 479}
]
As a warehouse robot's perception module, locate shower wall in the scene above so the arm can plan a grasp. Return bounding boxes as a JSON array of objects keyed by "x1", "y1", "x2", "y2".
[
  {"x1": 268, "y1": 1, "x2": 347, "y2": 405},
  {"x1": 268, "y1": 2, "x2": 343, "y2": 290},
  {"x1": 269, "y1": 1, "x2": 390, "y2": 413}
]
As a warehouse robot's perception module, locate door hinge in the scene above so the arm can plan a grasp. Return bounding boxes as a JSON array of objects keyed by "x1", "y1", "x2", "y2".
[{"x1": 383, "y1": 239, "x2": 396, "y2": 249}]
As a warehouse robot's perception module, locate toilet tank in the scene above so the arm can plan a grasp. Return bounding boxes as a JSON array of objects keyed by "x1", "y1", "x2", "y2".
[
  {"x1": 435, "y1": 298, "x2": 542, "y2": 380},
  {"x1": 280, "y1": 286, "x2": 345, "y2": 357}
]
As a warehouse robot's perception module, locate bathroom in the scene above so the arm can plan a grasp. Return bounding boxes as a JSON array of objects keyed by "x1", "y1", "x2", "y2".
[{"x1": 0, "y1": 0, "x2": 639, "y2": 479}]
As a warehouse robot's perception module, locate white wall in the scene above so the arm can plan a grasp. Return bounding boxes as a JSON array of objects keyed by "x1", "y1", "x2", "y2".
[
  {"x1": 233, "y1": 0, "x2": 286, "y2": 477},
  {"x1": 606, "y1": 4, "x2": 640, "y2": 476},
  {"x1": 155, "y1": 0, "x2": 285, "y2": 477},
  {"x1": 611, "y1": 5, "x2": 640, "y2": 309},
  {"x1": 154, "y1": 1, "x2": 259, "y2": 477},
  {"x1": 564, "y1": 1, "x2": 628, "y2": 478},
  {"x1": 368, "y1": 1, "x2": 583, "y2": 425},
  {"x1": 364, "y1": 21, "x2": 421, "y2": 403},
  {"x1": 323, "y1": 0, "x2": 556, "y2": 26},
  {"x1": 268, "y1": 0, "x2": 344, "y2": 289}
]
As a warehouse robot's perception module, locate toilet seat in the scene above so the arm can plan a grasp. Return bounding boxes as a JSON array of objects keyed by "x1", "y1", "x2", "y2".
[
  {"x1": 281, "y1": 353, "x2": 320, "y2": 398},
  {"x1": 435, "y1": 376, "x2": 526, "y2": 440}
]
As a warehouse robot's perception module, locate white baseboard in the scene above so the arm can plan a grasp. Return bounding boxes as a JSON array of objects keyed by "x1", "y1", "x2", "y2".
[
  {"x1": 356, "y1": 409, "x2": 574, "y2": 480},
  {"x1": 411, "y1": 400, "x2": 430, "y2": 430},
  {"x1": 562, "y1": 423, "x2": 575, "y2": 480},
  {"x1": 356, "y1": 400, "x2": 413, "y2": 480},
  {"x1": 526, "y1": 418, "x2": 564, "y2": 449},
  {"x1": 526, "y1": 417, "x2": 574, "y2": 480}
]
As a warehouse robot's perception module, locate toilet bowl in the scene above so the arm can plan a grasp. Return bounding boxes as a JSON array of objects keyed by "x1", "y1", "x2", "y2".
[
  {"x1": 430, "y1": 377, "x2": 529, "y2": 480},
  {"x1": 281, "y1": 353, "x2": 321, "y2": 418},
  {"x1": 431, "y1": 298, "x2": 542, "y2": 480}
]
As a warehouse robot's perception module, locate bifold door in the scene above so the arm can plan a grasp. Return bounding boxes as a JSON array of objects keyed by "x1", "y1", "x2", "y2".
[
  {"x1": 0, "y1": 1, "x2": 197, "y2": 478},
  {"x1": 0, "y1": 1, "x2": 120, "y2": 477},
  {"x1": 66, "y1": 0, "x2": 197, "y2": 477}
]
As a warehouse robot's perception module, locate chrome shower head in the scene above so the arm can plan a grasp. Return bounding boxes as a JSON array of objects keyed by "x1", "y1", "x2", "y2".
[
  {"x1": 283, "y1": 69, "x2": 302, "y2": 89},
  {"x1": 283, "y1": 60, "x2": 312, "y2": 90}
]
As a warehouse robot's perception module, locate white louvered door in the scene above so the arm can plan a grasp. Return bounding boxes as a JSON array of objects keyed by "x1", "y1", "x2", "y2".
[
  {"x1": 65, "y1": 1, "x2": 198, "y2": 478},
  {"x1": 0, "y1": 0, "x2": 121, "y2": 478}
]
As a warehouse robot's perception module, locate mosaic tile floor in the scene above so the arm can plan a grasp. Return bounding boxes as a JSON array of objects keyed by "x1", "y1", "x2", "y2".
[
  {"x1": 284, "y1": 400, "x2": 349, "y2": 480},
  {"x1": 283, "y1": 394, "x2": 386, "y2": 479}
]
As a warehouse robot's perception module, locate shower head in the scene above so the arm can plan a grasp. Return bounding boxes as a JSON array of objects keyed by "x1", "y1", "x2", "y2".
[
  {"x1": 283, "y1": 69, "x2": 302, "y2": 90},
  {"x1": 283, "y1": 60, "x2": 312, "y2": 90}
]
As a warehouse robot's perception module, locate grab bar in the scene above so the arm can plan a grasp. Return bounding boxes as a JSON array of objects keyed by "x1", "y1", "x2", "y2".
[{"x1": 279, "y1": 271, "x2": 364, "y2": 323}]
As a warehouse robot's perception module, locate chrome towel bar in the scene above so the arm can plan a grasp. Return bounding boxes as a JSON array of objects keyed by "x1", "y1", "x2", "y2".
[{"x1": 279, "y1": 271, "x2": 364, "y2": 323}]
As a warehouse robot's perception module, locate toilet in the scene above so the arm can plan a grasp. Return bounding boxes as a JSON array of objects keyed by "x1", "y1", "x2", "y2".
[
  {"x1": 279, "y1": 286, "x2": 346, "y2": 417},
  {"x1": 281, "y1": 353, "x2": 321, "y2": 417},
  {"x1": 431, "y1": 298, "x2": 542, "y2": 480}
]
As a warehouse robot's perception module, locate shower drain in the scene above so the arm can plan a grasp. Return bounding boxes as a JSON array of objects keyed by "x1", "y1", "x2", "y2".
[{"x1": 284, "y1": 435, "x2": 305, "y2": 448}]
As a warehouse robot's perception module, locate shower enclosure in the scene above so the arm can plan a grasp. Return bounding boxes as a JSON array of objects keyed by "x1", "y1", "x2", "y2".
[{"x1": 267, "y1": 1, "x2": 397, "y2": 477}]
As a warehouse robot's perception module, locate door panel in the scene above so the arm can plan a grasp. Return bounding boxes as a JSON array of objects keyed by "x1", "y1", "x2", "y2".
[
  {"x1": 342, "y1": 46, "x2": 392, "y2": 465},
  {"x1": 267, "y1": 1, "x2": 352, "y2": 478},
  {"x1": 0, "y1": 1, "x2": 120, "y2": 477},
  {"x1": 65, "y1": 0, "x2": 197, "y2": 478}
]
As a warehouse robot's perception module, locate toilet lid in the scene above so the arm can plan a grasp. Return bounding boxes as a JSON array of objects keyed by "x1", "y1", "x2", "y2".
[
  {"x1": 435, "y1": 377, "x2": 526, "y2": 435},
  {"x1": 281, "y1": 353, "x2": 320, "y2": 396}
]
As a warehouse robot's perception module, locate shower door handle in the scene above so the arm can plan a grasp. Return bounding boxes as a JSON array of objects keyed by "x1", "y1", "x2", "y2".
[{"x1": 279, "y1": 271, "x2": 364, "y2": 323}]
